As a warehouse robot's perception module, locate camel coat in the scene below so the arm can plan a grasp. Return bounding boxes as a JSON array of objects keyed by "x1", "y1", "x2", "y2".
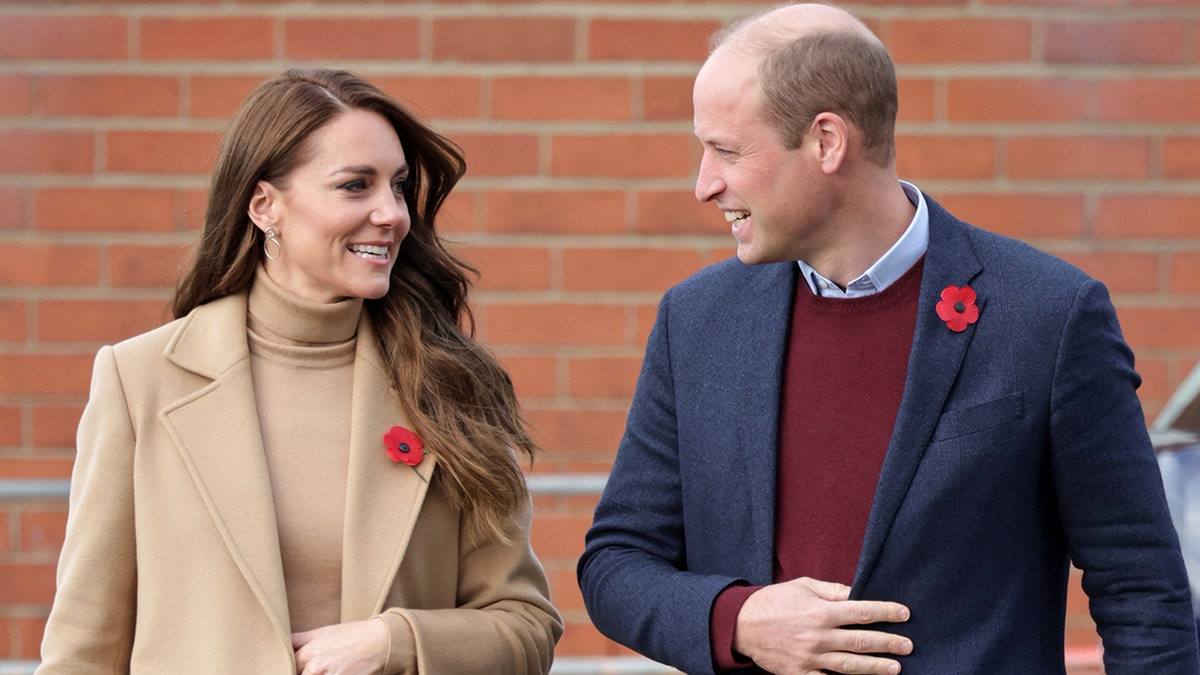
[{"x1": 37, "y1": 291, "x2": 562, "y2": 674}]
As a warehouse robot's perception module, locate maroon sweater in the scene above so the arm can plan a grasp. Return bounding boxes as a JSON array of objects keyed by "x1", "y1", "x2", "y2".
[{"x1": 711, "y1": 259, "x2": 923, "y2": 670}]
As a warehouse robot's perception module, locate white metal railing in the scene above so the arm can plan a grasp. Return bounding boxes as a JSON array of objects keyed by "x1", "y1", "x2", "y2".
[
  {"x1": 0, "y1": 658, "x2": 682, "y2": 674},
  {"x1": 0, "y1": 474, "x2": 610, "y2": 502}
]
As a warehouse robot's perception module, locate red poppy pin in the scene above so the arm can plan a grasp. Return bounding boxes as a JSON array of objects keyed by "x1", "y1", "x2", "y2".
[
  {"x1": 383, "y1": 425, "x2": 427, "y2": 481},
  {"x1": 935, "y1": 285, "x2": 979, "y2": 333}
]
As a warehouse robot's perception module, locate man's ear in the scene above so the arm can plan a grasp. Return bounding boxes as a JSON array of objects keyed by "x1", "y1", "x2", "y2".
[
  {"x1": 248, "y1": 180, "x2": 280, "y2": 232},
  {"x1": 811, "y1": 112, "x2": 849, "y2": 175}
]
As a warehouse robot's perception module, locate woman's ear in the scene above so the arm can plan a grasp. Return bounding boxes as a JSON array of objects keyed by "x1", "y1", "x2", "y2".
[{"x1": 247, "y1": 180, "x2": 279, "y2": 232}]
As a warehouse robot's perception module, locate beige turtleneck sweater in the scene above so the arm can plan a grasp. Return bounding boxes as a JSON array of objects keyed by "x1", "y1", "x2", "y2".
[{"x1": 247, "y1": 267, "x2": 361, "y2": 634}]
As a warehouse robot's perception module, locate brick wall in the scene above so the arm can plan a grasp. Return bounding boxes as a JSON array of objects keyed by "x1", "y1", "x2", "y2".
[{"x1": 2, "y1": 0, "x2": 1198, "y2": 670}]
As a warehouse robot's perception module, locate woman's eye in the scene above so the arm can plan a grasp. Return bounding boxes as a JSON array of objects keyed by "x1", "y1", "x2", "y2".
[
  {"x1": 340, "y1": 179, "x2": 367, "y2": 192},
  {"x1": 394, "y1": 176, "x2": 413, "y2": 195}
]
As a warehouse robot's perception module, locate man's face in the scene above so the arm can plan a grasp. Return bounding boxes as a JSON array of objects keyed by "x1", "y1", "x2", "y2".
[{"x1": 693, "y1": 50, "x2": 828, "y2": 265}]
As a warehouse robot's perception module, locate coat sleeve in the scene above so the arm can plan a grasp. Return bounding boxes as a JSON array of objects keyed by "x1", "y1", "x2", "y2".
[
  {"x1": 381, "y1": 497, "x2": 563, "y2": 675},
  {"x1": 1048, "y1": 280, "x2": 1200, "y2": 672},
  {"x1": 36, "y1": 347, "x2": 138, "y2": 674},
  {"x1": 576, "y1": 291, "x2": 743, "y2": 675}
]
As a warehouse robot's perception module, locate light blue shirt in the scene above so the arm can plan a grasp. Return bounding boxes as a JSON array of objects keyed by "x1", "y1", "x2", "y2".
[{"x1": 797, "y1": 180, "x2": 929, "y2": 298}]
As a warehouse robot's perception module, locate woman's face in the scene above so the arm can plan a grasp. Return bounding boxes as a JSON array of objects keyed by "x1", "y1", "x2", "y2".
[{"x1": 251, "y1": 109, "x2": 411, "y2": 304}]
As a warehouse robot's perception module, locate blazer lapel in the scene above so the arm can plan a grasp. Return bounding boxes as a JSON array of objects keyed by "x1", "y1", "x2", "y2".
[
  {"x1": 853, "y1": 201, "x2": 986, "y2": 592},
  {"x1": 157, "y1": 293, "x2": 292, "y2": 639},
  {"x1": 340, "y1": 316, "x2": 435, "y2": 619},
  {"x1": 714, "y1": 261, "x2": 796, "y2": 583}
]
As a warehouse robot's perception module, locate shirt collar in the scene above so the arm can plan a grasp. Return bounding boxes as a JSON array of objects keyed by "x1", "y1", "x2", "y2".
[{"x1": 797, "y1": 180, "x2": 929, "y2": 298}]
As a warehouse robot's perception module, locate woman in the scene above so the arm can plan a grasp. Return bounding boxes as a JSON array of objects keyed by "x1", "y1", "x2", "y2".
[{"x1": 37, "y1": 68, "x2": 562, "y2": 674}]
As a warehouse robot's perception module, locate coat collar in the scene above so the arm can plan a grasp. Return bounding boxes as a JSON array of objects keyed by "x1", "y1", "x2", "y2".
[
  {"x1": 157, "y1": 292, "x2": 435, "y2": 640},
  {"x1": 852, "y1": 196, "x2": 986, "y2": 593}
]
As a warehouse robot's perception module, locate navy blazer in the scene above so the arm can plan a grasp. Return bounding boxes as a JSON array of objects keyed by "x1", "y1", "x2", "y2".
[{"x1": 578, "y1": 196, "x2": 1199, "y2": 674}]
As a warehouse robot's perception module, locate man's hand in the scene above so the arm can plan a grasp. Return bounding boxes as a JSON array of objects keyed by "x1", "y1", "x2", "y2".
[
  {"x1": 292, "y1": 618, "x2": 389, "y2": 675},
  {"x1": 734, "y1": 577, "x2": 912, "y2": 675}
]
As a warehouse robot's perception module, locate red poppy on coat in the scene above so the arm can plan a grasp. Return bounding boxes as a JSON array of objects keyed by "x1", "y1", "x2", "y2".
[
  {"x1": 936, "y1": 285, "x2": 979, "y2": 333},
  {"x1": 383, "y1": 425, "x2": 424, "y2": 467}
]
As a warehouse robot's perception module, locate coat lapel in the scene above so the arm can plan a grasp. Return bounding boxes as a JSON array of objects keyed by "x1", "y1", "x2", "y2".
[
  {"x1": 853, "y1": 200, "x2": 986, "y2": 592},
  {"x1": 340, "y1": 316, "x2": 435, "y2": 619},
  {"x1": 716, "y1": 262, "x2": 796, "y2": 583},
  {"x1": 157, "y1": 293, "x2": 292, "y2": 640}
]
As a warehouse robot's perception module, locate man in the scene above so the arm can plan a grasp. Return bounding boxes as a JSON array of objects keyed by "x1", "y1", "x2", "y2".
[{"x1": 577, "y1": 4, "x2": 1199, "y2": 674}]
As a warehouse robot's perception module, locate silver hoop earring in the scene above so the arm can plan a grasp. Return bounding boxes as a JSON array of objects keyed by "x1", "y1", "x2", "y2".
[{"x1": 263, "y1": 227, "x2": 282, "y2": 261}]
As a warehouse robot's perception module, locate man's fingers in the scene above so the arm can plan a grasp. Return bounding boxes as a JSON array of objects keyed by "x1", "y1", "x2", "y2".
[
  {"x1": 800, "y1": 576, "x2": 854, "y2": 602},
  {"x1": 813, "y1": 651, "x2": 905, "y2": 675},
  {"x1": 826, "y1": 598, "x2": 911, "y2": 626}
]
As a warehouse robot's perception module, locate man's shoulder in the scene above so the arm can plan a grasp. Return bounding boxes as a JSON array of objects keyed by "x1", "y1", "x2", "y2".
[{"x1": 668, "y1": 256, "x2": 793, "y2": 300}]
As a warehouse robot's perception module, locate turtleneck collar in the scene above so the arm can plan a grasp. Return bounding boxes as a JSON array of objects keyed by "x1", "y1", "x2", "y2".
[{"x1": 247, "y1": 266, "x2": 363, "y2": 346}]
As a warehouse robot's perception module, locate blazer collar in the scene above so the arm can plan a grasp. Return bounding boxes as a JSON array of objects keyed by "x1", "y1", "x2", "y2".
[
  {"x1": 852, "y1": 196, "x2": 986, "y2": 593},
  {"x1": 158, "y1": 294, "x2": 435, "y2": 637}
]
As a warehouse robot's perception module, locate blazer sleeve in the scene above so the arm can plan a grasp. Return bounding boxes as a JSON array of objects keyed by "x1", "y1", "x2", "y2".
[
  {"x1": 577, "y1": 290, "x2": 744, "y2": 675},
  {"x1": 381, "y1": 497, "x2": 563, "y2": 675},
  {"x1": 37, "y1": 347, "x2": 138, "y2": 674},
  {"x1": 1048, "y1": 280, "x2": 1199, "y2": 672}
]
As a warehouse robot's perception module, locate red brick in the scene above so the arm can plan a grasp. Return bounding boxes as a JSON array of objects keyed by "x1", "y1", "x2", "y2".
[
  {"x1": 1095, "y1": 195, "x2": 1200, "y2": 239},
  {"x1": 0, "y1": 15, "x2": 126, "y2": 60},
  {"x1": 0, "y1": 407, "x2": 20, "y2": 447},
  {"x1": 636, "y1": 302, "x2": 660, "y2": 346},
  {"x1": 948, "y1": 78, "x2": 1088, "y2": 122},
  {"x1": 1169, "y1": 251, "x2": 1200, "y2": 294},
  {"x1": 14, "y1": 617, "x2": 46, "y2": 660},
  {"x1": 457, "y1": 245, "x2": 552, "y2": 291},
  {"x1": 1164, "y1": 137, "x2": 1200, "y2": 179},
  {"x1": 375, "y1": 76, "x2": 482, "y2": 120},
  {"x1": 0, "y1": 354, "x2": 94, "y2": 396},
  {"x1": 433, "y1": 17, "x2": 575, "y2": 62},
  {"x1": 0, "y1": 300, "x2": 27, "y2": 342},
  {"x1": 141, "y1": 16, "x2": 274, "y2": 61},
  {"x1": 1046, "y1": 19, "x2": 1185, "y2": 65},
  {"x1": 1055, "y1": 251, "x2": 1159, "y2": 294},
  {"x1": 110, "y1": 244, "x2": 190, "y2": 289},
  {"x1": 0, "y1": 130, "x2": 93, "y2": 175},
  {"x1": 20, "y1": 511, "x2": 67, "y2": 555},
  {"x1": 889, "y1": 19, "x2": 1032, "y2": 63},
  {"x1": 0, "y1": 74, "x2": 33, "y2": 116},
  {"x1": 0, "y1": 459, "x2": 76, "y2": 480},
  {"x1": 41, "y1": 75, "x2": 179, "y2": 118},
  {"x1": 1117, "y1": 307, "x2": 1200, "y2": 350},
  {"x1": 32, "y1": 405, "x2": 84, "y2": 449},
  {"x1": 636, "y1": 189, "x2": 729, "y2": 235},
  {"x1": 182, "y1": 189, "x2": 208, "y2": 231},
  {"x1": 188, "y1": 74, "x2": 267, "y2": 119},
  {"x1": 493, "y1": 77, "x2": 631, "y2": 121},
  {"x1": 486, "y1": 190, "x2": 625, "y2": 234},
  {"x1": 895, "y1": 135, "x2": 995, "y2": 180},
  {"x1": 0, "y1": 616, "x2": 11, "y2": 655},
  {"x1": 1007, "y1": 137, "x2": 1149, "y2": 180},
  {"x1": 501, "y1": 355, "x2": 558, "y2": 399},
  {"x1": 643, "y1": 76, "x2": 695, "y2": 121},
  {"x1": 38, "y1": 299, "x2": 170, "y2": 344},
  {"x1": 0, "y1": 244, "x2": 99, "y2": 287},
  {"x1": 0, "y1": 187, "x2": 25, "y2": 230},
  {"x1": 897, "y1": 78, "x2": 936, "y2": 122},
  {"x1": 1097, "y1": 79, "x2": 1200, "y2": 123},
  {"x1": 35, "y1": 187, "x2": 176, "y2": 233},
  {"x1": 486, "y1": 304, "x2": 626, "y2": 346},
  {"x1": 437, "y1": 191, "x2": 477, "y2": 234},
  {"x1": 563, "y1": 248, "x2": 702, "y2": 292},
  {"x1": 1136, "y1": 358, "x2": 1171, "y2": 411},
  {"x1": 454, "y1": 134, "x2": 539, "y2": 177},
  {"x1": 550, "y1": 567, "x2": 585, "y2": 612},
  {"x1": 568, "y1": 356, "x2": 642, "y2": 399},
  {"x1": 106, "y1": 130, "x2": 221, "y2": 175},
  {"x1": 933, "y1": 193, "x2": 1085, "y2": 240},
  {"x1": 530, "y1": 513, "x2": 590, "y2": 559},
  {"x1": 524, "y1": 407, "x2": 627, "y2": 454},
  {"x1": 589, "y1": 19, "x2": 719, "y2": 61},
  {"x1": 552, "y1": 134, "x2": 691, "y2": 178},
  {"x1": 284, "y1": 17, "x2": 420, "y2": 60},
  {"x1": 0, "y1": 563, "x2": 57, "y2": 605}
]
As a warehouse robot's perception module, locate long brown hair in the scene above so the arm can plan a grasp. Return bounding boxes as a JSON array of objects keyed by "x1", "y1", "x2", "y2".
[{"x1": 174, "y1": 68, "x2": 535, "y2": 542}]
